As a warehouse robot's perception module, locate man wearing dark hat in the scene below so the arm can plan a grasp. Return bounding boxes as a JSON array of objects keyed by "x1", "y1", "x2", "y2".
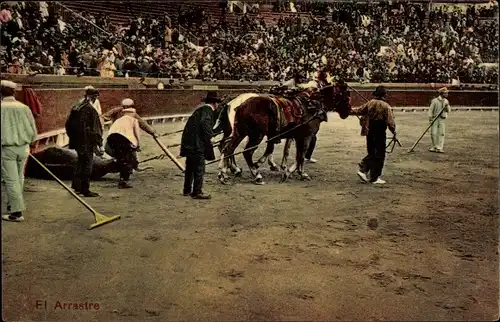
[
  {"x1": 350, "y1": 85, "x2": 396, "y2": 185},
  {"x1": 180, "y1": 91, "x2": 221, "y2": 199},
  {"x1": 65, "y1": 87, "x2": 103, "y2": 197},
  {"x1": 82, "y1": 86, "x2": 102, "y2": 115}
]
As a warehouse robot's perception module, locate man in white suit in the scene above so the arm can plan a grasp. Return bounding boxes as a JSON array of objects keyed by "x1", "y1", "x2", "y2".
[{"x1": 428, "y1": 87, "x2": 451, "y2": 153}]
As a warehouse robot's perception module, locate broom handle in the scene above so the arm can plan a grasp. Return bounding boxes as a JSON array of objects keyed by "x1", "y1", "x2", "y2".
[
  {"x1": 407, "y1": 107, "x2": 446, "y2": 153},
  {"x1": 28, "y1": 154, "x2": 98, "y2": 214},
  {"x1": 153, "y1": 136, "x2": 186, "y2": 172}
]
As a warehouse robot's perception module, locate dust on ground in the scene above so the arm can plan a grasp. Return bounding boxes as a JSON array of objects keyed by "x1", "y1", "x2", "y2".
[{"x1": 2, "y1": 112, "x2": 498, "y2": 321}]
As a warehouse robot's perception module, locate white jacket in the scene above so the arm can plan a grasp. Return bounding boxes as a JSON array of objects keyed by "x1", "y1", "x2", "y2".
[
  {"x1": 429, "y1": 96, "x2": 451, "y2": 119},
  {"x1": 107, "y1": 114, "x2": 140, "y2": 148}
]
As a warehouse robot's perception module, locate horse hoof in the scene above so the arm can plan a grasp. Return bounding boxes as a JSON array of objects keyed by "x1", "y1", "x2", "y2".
[
  {"x1": 232, "y1": 169, "x2": 242, "y2": 176},
  {"x1": 254, "y1": 179, "x2": 265, "y2": 185},
  {"x1": 280, "y1": 173, "x2": 290, "y2": 183},
  {"x1": 219, "y1": 177, "x2": 232, "y2": 185},
  {"x1": 218, "y1": 173, "x2": 227, "y2": 184},
  {"x1": 300, "y1": 174, "x2": 312, "y2": 181}
]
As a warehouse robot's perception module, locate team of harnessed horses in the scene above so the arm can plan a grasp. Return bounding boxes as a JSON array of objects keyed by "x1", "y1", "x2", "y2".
[
  {"x1": 26, "y1": 81, "x2": 400, "y2": 185},
  {"x1": 155, "y1": 80, "x2": 353, "y2": 185}
]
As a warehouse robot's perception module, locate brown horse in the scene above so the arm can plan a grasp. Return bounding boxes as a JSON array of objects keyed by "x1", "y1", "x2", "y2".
[{"x1": 218, "y1": 82, "x2": 352, "y2": 184}]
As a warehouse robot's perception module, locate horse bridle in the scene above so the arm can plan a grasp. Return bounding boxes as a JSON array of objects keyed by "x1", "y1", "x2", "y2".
[{"x1": 317, "y1": 83, "x2": 350, "y2": 113}]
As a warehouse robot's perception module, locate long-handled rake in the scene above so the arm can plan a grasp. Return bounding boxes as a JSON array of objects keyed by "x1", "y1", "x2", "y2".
[{"x1": 29, "y1": 154, "x2": 120, "y2": 230}]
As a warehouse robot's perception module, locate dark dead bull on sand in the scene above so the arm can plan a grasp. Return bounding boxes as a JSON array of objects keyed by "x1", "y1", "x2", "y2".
[{"x1": 25, "y1": 146, "x2": 120, "y2": 180}]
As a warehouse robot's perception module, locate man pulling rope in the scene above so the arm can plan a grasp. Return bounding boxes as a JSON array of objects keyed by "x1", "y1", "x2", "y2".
[{"x1": 350, "y1": 85, "x2": 397, "y2": 185}]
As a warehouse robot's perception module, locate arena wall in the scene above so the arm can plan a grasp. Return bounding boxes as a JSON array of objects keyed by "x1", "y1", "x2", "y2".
[{"x1": 16, "y1": 88, "x2": 499, "y2": 135}]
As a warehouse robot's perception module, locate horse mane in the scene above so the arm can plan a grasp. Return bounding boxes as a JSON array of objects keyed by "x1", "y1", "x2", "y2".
[{"x1": 317, "y1": 80, "x2": 351, "y2": 117}]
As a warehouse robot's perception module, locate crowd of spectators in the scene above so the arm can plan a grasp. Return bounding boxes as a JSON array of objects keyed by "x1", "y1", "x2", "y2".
[{"x1": 0, "y1": 1, "x2": 498, "y2": 84}]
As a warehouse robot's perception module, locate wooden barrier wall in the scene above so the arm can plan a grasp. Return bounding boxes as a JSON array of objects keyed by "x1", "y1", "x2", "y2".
[{"x1": 14, "y1": 88, "x2": 499, "y2": 134}]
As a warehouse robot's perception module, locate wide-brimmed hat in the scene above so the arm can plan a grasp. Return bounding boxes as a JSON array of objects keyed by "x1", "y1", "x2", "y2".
[
  {"x1": 438, "y1": 87, "x2": 449, "y2": 94},
  {"x1": 203, "y1": 91, "x2": 222, "y2": 103},
  {"x1": 84, "y1": 85, "x2": 99, "y2": 96},
  {"x1": 372, "y1": 85, "x2": 387, "y2": 98}
]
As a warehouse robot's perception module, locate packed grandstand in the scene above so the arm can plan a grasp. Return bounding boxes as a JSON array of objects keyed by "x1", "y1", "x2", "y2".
[{"x1": 0, "y1": 0, "x2": 498, "y2": 84}]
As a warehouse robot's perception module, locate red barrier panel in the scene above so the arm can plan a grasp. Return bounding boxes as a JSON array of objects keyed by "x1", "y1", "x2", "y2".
[{"x1": 14, "y1": 88, "x2": 498, "y2": 134}]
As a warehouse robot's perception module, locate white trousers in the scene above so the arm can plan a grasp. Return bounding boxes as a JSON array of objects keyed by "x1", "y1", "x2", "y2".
[
  {"x1": 1, "y1": 145, "x2": 29, "y2": 213},
  {"x1": 430, "y1": 118, "x2": 446, "y2": 150}
]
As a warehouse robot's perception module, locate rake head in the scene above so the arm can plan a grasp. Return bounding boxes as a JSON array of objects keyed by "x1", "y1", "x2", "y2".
[{"x1": 89, "y1": 213, "x2": 121, "y2": 230}]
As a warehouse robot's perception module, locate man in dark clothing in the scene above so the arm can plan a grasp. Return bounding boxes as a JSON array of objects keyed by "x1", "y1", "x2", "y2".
[
  {"x1": 180, "y1": 91, "x2": 221, "y2": 199},
  {"x1": 305, "y1": 133, "x2": 318, "y2": 163},
  {"x1": 65, "y1": 88, "x2": 103, "y2": 197},
  {"x1": 350, "y1": 86, "x2": 396, "y2": 185}
]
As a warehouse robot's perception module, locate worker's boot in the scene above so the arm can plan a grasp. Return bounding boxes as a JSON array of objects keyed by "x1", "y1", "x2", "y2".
[
  {"x1": 118, "y1": 180, "x2": 132, "y2": 189},
  {"x1": 192, "y1": 192, "x2": 211, "y2": 199}
]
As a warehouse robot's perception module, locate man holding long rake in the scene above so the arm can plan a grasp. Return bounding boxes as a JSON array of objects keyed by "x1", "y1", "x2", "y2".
[{"x1": 428, "y1": 87, "x2": 451, "y2": 153}]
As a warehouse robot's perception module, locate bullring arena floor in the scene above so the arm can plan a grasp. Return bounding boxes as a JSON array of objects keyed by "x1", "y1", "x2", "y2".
[{"x1": 2, "y1": 111, "x2": 499, "y2": 321}]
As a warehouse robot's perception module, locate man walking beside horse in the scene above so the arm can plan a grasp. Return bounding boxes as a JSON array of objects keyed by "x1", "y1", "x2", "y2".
[
  {"x1": 351, "y1": 86, "x2": 396, "y2": 185},
  {"x1": 180, "y1": 91, "x2": 221, "y2": 199}
]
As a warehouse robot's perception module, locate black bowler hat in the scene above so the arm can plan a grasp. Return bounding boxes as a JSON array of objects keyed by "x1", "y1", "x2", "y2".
[
  {"x1": 203, "y1": 91, "x2": 222, "y2": 103},
  {"x1": 84, "y1": 86, "x2": 100, "y2": 97},
  {"x1": 372, "y1": 85, "x2": 387, "y2": 98}
]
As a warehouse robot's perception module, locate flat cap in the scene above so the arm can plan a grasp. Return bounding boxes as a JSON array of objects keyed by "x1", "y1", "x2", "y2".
[
  {"x1": 438, "y1": 87, "x2": 449, "y2": 93},
  {"x1": 1, "y1": 80, "x2": 17, "y2": 89},
  {"x1": 121, "y1": 98, "x2": 134, "y2": 106}
]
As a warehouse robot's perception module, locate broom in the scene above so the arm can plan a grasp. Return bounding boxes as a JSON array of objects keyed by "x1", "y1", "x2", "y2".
[{"x1": 29, "y1": 154, "x2": 120, "y2": 230}]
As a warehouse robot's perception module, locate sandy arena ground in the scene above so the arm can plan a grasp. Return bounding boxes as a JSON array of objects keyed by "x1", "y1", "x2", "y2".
[{"x1": 2, "y1": 111, "x2": 499, "y2": 321}]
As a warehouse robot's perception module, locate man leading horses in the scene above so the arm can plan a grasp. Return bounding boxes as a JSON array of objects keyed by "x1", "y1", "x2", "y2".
[{"x1": 350, "y1": 85, "x2": 396, "y2": 185}]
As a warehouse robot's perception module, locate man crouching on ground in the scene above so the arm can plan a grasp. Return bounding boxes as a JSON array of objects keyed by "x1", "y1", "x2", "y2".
[
  {"x1": 104, "y1": 99, "x2": 143, "y2": 189},
  {"x1": 101, "y1": 98, "x2": 157, "y2": 137},
  {"x1": 350, "y1": 85, "x2": 396, "y2": 185},
  {"x1": 180, "y1": 91, "x2": 221, "y2": 200}
]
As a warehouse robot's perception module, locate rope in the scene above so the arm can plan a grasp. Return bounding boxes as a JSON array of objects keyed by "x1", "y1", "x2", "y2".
[
  {"x1": 347, "y1": 84, "x2": 403, "y2": 148},
  {"x1": 157, "y1": 129, "x2": 184, "y2": 137},
  {"x1": 139, "y1": 154, "x2": 167, "y2": 164},
  {"x1": 385, "y1": 135, "x2": 402, "y2": 153},
  {"x1": 140, "y1": 132, "x2": 225, "y2": 164}
]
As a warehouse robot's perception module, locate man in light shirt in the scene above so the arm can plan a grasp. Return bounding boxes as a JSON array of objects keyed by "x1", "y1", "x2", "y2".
[
  {"x1": 104, "y1": 99, "x2": 146, "y2": 189},
  {"x1": 428, "y1": 87, "x2": 451, "y2": 153},
  {"x1": 1, "y1": 80, "x2": 38, "y2": 222}
]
